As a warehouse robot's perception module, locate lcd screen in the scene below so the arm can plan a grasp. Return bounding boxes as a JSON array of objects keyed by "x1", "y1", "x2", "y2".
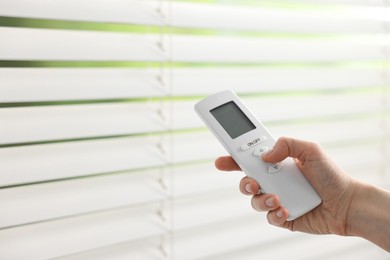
[{"x1": 210, "y1": 101, "x2": 256, "y2": 139}]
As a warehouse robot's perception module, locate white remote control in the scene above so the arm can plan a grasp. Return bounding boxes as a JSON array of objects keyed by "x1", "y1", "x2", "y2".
[{"x1": 195, "y1": 90, "x2": 321, "y2": 220}]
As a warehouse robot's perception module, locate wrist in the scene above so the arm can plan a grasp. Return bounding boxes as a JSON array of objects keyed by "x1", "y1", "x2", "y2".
[
  {"x1": 346, "y1": 181, "x2": 390, "y2": 251},
  {"x1": 345, "y1": 181, "x2": 370, "y2": 237}
]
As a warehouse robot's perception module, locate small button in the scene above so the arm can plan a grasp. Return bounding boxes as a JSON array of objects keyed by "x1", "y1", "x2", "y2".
[
  {"x1": 240, "y1": 136, "x2": 267, "y2": 151},
  {"x1": 253, "y1": 146, "x2": 269, "y2": 157},
  {"x1": 267, "y1": 163, "x2": 283, "y2": 174}
]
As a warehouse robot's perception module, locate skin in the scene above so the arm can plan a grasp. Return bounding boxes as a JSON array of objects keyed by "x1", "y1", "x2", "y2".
[{"x1": 215, "y1": 137, "x2": 390, "y2": 252}]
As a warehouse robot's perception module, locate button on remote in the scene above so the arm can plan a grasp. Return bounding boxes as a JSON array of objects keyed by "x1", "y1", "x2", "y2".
[
  {"x1": 240, "y1": 136, "x2": 267, "y2": 151},
  {"x1": 253, "y1": 146, "x2": 269, "y2": 157},
  {"x1": 268, "y1": 163, "x2": 283, "y2": 174}
]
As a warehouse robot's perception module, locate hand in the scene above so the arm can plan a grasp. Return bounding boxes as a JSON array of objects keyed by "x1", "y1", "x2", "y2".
[{"x1": 215, "y1": 137, "x2": 358, "y2": 235}]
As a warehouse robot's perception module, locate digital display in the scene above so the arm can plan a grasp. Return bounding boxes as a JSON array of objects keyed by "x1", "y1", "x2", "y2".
[{"x1": 210, "y1": 101, "x2": 256, "y2": 139}]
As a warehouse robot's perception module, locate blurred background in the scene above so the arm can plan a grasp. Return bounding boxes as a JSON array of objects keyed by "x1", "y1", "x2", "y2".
[{"x1": 0, "y1": 0, "x2": 390, "y2": 259}]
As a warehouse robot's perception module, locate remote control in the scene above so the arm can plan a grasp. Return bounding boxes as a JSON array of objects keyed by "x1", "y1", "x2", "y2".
[{"x1": 194, "y1": 90, "x2": 321, "y2": 220}]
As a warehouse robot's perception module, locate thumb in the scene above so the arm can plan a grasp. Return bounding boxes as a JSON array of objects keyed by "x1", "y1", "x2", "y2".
[{"x1": 262, "y1": 137, "x2": 312, "y2": 164}]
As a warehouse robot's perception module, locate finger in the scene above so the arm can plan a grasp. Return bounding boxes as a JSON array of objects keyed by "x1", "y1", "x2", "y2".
[
  {"x1": 251, "y1": 194, "x2": 281, "y2": 212},
  {"x1": 215, "y1": 156, "x2": 241, "y2": 171},
  {"x1": 267, "y1": 207, "x2": 289, "y2": 226},
  {"x1": 262, "y1": 137, "x2": 320, "y2": 164},
  {"x1": 239, "y1": 177, "x2": 260, "y2": 195}
]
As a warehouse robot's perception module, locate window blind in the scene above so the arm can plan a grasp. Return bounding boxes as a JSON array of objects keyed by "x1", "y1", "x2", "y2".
[{"x1": 0, "y1": 0, "x2": 389, "y2": 259}]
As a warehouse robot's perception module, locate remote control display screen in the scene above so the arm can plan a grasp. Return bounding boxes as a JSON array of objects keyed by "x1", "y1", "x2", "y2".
[{"x1": 210, "y1": 101, "x2": 256, "y2": 139}]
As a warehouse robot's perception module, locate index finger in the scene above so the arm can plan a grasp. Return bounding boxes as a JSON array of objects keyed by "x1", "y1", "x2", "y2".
[{"x1": 215, "y1": 156, "x2": 241, "y2": 171}]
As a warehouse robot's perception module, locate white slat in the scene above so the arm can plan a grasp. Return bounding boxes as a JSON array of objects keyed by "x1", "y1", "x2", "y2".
[
  {"x1": 325, "y1": 145, "x2": 384, "y2": 186},
  {"x1": 172, "y1": 164, "x2": 242, "y2": 197},
  {"x1": 0, "y1": 204, "x2": 166, "y2": 260},
  {"x1": 1, "y1": 0, "x2": 388, "y2": 34},
  {"x1": 0, "y1": 68, "x2": 166, "y2": 102},
  {"x1": 173, "y1": 216, "x2": 295, "y2": 260},
  {"x1": 270, "y1": 117, "x2": 384, "y2": 145},
  {"x1": 0, "y1": 27, "x2": 164, "y2": 61},
  {"x1": 0, "y1": 102, "x2": 168, "y2": 144},
  {"x1": 171, "y1": 35, "x2": 385, "y2": 63},
  {"x1": 0, "y1": 27, "x2": 385, "y2": 62},
  {"x1": 0, "y1": 0, "x2": 164, "y2": 26},
  {"x1": 174, "y1": 92, "x2": 383, "y2": 129},
  {"x1": 56, "y1": 238, "x2": 165, "y2": 260},
  {"x1": 171, "y1": 67, "x2": 385, "y2": 96},
  {"x1": 0, "y1": 68, "x2": 384, "y2": 102},
  {"x1": 0, "y1": 136, "x2": 167, "y2": 186},
  {"x1": 174, "y1": 190, "x2": 262, "y2": 232},
  {"x1": 171, "y1": 2, "x2": 390, "y2": 34},
  {"x1": 0, "y1": 170, "x2": 167, "y2": 228},
  {"x1": 242, "y1": 92, "x2": 382, "y2": 121},
  {"x1": 174, "y1": 191, "x2": 251, "y2": 230}
]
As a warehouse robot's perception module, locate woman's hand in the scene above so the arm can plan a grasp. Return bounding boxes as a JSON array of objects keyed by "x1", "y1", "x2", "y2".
[
  {"x1": 215, "y1": 137, "x2": 358, "y2": 235},
  {"x1": 215, "y1": 137, "x2": 390, "y2": 252}
]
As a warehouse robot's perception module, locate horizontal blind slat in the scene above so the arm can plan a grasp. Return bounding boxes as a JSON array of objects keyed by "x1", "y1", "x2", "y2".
[
  {"x1": 325, "y1": 146, "x2": 384, "y2": 184},
  {"x1": 0, "y1": 27, "x2": 386, "y2": 62},
  {"x1": 172, "y1": 164, "x2": 241, "y2": 197},
  {"x1": 0, "y1": 68, "x2": 385, "y2": 103},
  {"x1": 172, "y1": 68, "x2": 385, "y2": 96},
  {"x1": 1, "y1": 1, "x2": 389, "y2": 34},
  {"x1": 0, "y1": 102, "x2": 167, "y2": 144},
  {"x1": 271, "y1": 118, "x2": 384, "y2": 145},
  {"x1": 0, "y1": 0, "x2": 163, "y2": 26},
  {"x1": 243, "y1": 94, "x2": 382, "y2": 121},
  {"x1": 174, "y1": 217, "x2": 294, "y2": 259},
  {"x1": 55, "y1": 238, "x2": 164, "y2": 260},
  {"x1": 171, "y1": 2, "x2": 390, "y2": 34},
  {"x1": 0, "y1": 171, "x2": 167, "y2": 228},
  {"x1": 0, "y1": 205, "x2": 166, "y2": 260},
  {"x1": 0, "y1": 68, "x2": 165, "y2": 102},
  {"x1": 0, "y1": 27, "x2": 164, "y2": 61},
  {"x1": 0, "y1": 136, "x2": 167, "y2": 186},
  {"x1": 174, "y1": 192, "x2": 261, "y2": 230},
  {"x1": 172, "y1": 36, "x2": 386, "y2": 63},
  {"x1": 175, "y1": 93, "x2": 383, "y2": 129}
]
